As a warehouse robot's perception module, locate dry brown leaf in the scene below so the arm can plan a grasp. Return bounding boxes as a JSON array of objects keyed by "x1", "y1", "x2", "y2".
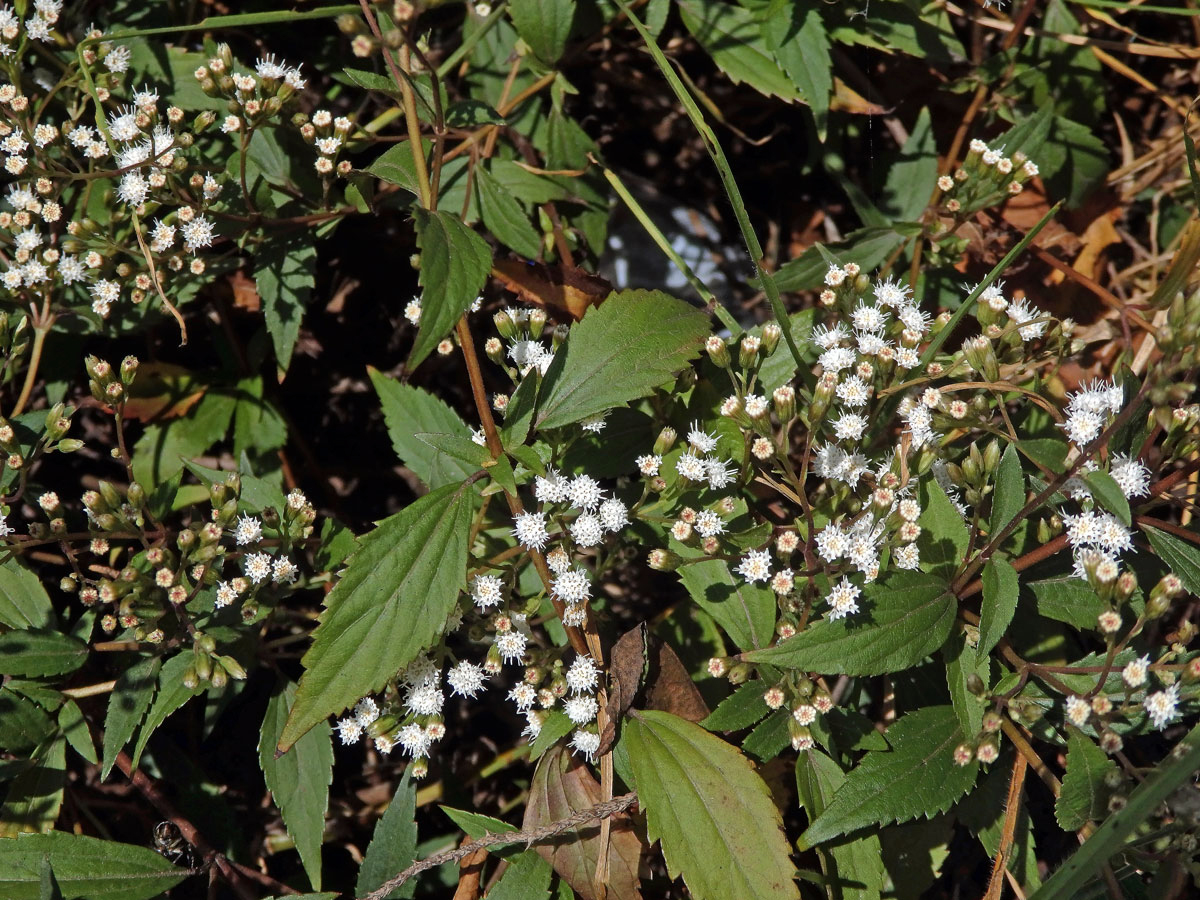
[
  {"x1": 120, "y1": 362, "x2": 205, "y2": 422},
  {"x1": 491, "y1": 259, "x2": 611, "y2": 321},
  {"x1": 228, "y1": 270, "x2": 261, "y2": 312},
  {"x1": 645, "y1": 641, "x2": 709, "y2": 724},
  {"x1": 599, "y1": 624, "x2": 648, "y2": 756},
  {"x1": 523, "y1": 745, "x2": 644, "y2": 900}
]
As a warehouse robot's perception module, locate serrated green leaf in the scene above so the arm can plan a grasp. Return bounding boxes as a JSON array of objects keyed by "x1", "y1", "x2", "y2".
[
  {"x1": 57, "y1": 701, "x2": 96, "y2": 765},
  {"x1": 509, "y1": 0, "x2": 575, "y2": 64},
  {"x1": 1083, "y1": 470, "x2": 1131, "y2": 526},
  {"x1": 475, "y1": 165, "x2": 543, "y2": 259},
  {"x1": 918, "y1": 480, "x2": 970, "y2": 576},
  {"x1": 882, "y1": 106, "x2": 937, "y2": 222},
  {"x1": 0, "y1": 557, "x2": 53, "y2": 630},
  {"x1": 488, "y1": 850, "x2": 553, "y2": 900},
  {"x1": 368, "y1": 369, "x2": 478, "y2": 489},
  {"x1": 501, "y1": 373, "x2": 538, "y2": 447},
  {"x1": 757, "y1": 309, "x2": 816, "y2": 394},
  {"x1": 38, "y1": 856, "x2": 62, "y2": 900},
  {"x1": 742, "y1": 708, "x2": 791, "y2": 762},
  {"x1": 1029, "y1": 577, "x2": 1103, "y2": 629},
  {"x1": 356, "y1": 770, "x2": 417, "y2": 900},
  {"x1": 700, "y1": 682, "x2": 768, "y2": 732},
  {"x1": 535, "y1": 290, "x2": 709, "y2": 430},
  {"x1": 0, "y1": 687, "x2": 55, "y2": 754},
  {"x1": 409, "y1": 209, "x2": 493, "y2": 371},
  {"x1": 529, "y1": 708, "x2": 573, "y2": 758},
  {"x1": 0, "y1": 831, "x2": 186, "y2": 900},
  {"x1": 131, "y1": 654, "x2": 203, "y2": 768},
  {"x1": 676, "y1": 550, "x2": 775, "y2": 652},
  {"x1": 0, "y1": 630, "x2": 86, "y2": 677},
  {"x1": 990, "y1": 443, "x2": 1025, "y2": 534},
  {"x1": 678, "y1": 0, "x2": 802, "y2": 102},
  {"x1": 446, "y1": 99, "x2": 505, "y2": 128},
  {"x1": 978, "y1": 556, "x2": 1018, "y2": 658},
  {"x1": 772, "y1": 228, "x2": 903, "y2": 293},
  {"x1": 1, "y1": 734, "x2": 65, "y2": 836},
  {"x1": 800, "y1": 706, "x2": 978, "y2": 848},
  {"x1": 441, "y1": 806, "x2": 517, "y2": 840},
  {"x1": 1018, "y1": 437, "x2": 1068, "y2": 473},
  {"x1": 256, "y1": 230, "x2": 316, "y2": 372},
  {"x1": 413, "y1": 432, "x2": 490, "y2": 469},
  {"x1": 1033, "y1": 721, "x2": 1200, "y2": 899},
  {"x1": 763, "y1": 1, "x2": 831, "y2": 138},
  {"x1": 626, "y1": 710, "x2": 799, "y2": 900},
  {"x1": 945, "y1": 632, "x2": 987, "y2": 738},
  {"x1": 260, "y1": 680, "x2": 332, "y2": 890},
  {"x1": 743, "y1": 572, "x2": 955, "y2": 675},
  {"x1": 1142, "y1": 527, "x2": 1200, "y2": 597},
  {"x1": 1056, "y1": 728, "x2": 1116, "y2": 831},
  {"x1": 279, "y1": 481, "x2": 473, "y2": 751},
  {"x1": 796, "y1": 751, "x2": 887, "y2": 900}
]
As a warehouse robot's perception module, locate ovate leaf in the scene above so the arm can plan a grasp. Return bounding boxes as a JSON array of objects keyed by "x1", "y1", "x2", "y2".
[
  {"x1": 800, "y1": 706, "x2": 978, "y2": 848},
  {"x1": 881, "y1": 106, "x2": 937, "y2": 222},
  {"x1": 0, "y1": 734, "x2": 65, "y2": 836},
  {"x1": 918, "y1": 480, "x2": 970, "y2": 577},
  {"x1": 486, "y1": 851, "x2": 553, "y2": 900},
  {"x1": 763, "y1": 1, "x2": 831, "y2": 138},
  {"x1": 0, "y1": 831, "x2": 186, "y2": 900},
  {"x1": 101, "y1": 657, "x2": 160, "y2": 779},
  {"x1": 523, "y1": 745, "x2": 643, "y2": 900},
  {"x1": 256, "y1": 230, "x2": 316, "y2": 372},
  {"x1": 130, "y1": 653, "x2": 204, "y2": 768},
  {"x1": 978, "y1": 556, "x2": 1018, "y2": 658},
  {"x1": 409, "y1": 208, "x2": 492, "y2": 370},
  {"x1": 625, "y1": 710, "x2": 799, "y2": 900},
  {"x1": 1083, "y1": 470, "x2": 1131, "y2": 526},
  {"x1": 368, "y1": 368, "x2": 478, "y2": 489},
  {"x1": 990, "y1": 443, "x2": 1024, "y2": 534},
  {"x1": 0, "y1": 630, "x2": 87, "y2": 677},
  {"x1": 356, "y1": 770, "x2": 417, "y2": 900},
  {"x1": 535, "y1": 290, "x2": 709, "y2": 430},
  {"x1": 508, "y1": 0, "x2": 575, "y2": 64},
  {"x1": 1030, "y1": 577, "x2": 1103, "y2": 629},
  {"x1": 1143, "y1": 526, "x2": 1200, "y2": 597},
  {"x1": 279, "y1": 480, "x2": 473, "y2": 751},
  {"x1": 678, "y1": 0, "x2": 802, "y2": 102},
  {"x1": 475, "y1": 164, "x2": 543, "y2": 259},
  {"x1": 0, "y1": 557, "x2": 53, "y2": 630},
  {"x1": 1055, "y1": 728, "x2": 1116, "y2": 831},
  {"x1": 701, "y1": 682, "x2": 769, "y2": 732},
  {"x1": 743, "y1": 572, "x2": 955, "y2": 675},
  {"x1": 676, "y1": 552, "x2": 775, "y2": 652},
  {"x1": 259, "y1": 679, "x2": 333, "y2": 890}
]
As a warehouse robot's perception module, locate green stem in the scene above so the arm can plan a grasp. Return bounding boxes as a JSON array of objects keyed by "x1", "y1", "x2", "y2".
[
  {"x1": 10, "y1": 322, "x2": 49, "y2": 418},
  {"x1": 612, "y1": 0, "x2": 801, "y2": 365}
]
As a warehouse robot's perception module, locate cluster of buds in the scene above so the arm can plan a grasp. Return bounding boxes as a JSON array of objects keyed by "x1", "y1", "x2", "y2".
[
  {"x1": 936, "y1": 139, "x2": 1039, "y2": 216},
  {"x1": 182, "y1": 631, "x2": 248, "y2": 690},
  {"x1": 194, "y1": 45, "x2": 305, "y2": 136},
  {"x1": 0, "y1": 400, "x2": 78, "y2": 486},
  {"x1": 485, "y1": 306, "x2": 566, "y2": 384},
  {"x1": 86, "y1": 354, "x2": 138, "y2": 408},
  {"x1": 295, "y1": 109, "x2": 353, "y2": 177}
]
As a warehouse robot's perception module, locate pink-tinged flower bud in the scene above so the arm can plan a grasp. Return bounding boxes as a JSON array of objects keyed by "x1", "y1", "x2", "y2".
[
  {"x1": 705, "y1": 334, "x2": 730, "y2": 368},
  {"x1": 760, "y1": 322, "x2": 782, "y2": 357},
  {"x1": 953, "y1": 743, "x2": 974, "y2": 766},
  {"x1": 647, "y1": 548, "x2": 680, "y2": 571},
  {"x1": 653, "y1": 426, "x2": 677, "y2": 455},
  {"x1": 706, "y1": 657, "x2": 728, "y2": 678}
]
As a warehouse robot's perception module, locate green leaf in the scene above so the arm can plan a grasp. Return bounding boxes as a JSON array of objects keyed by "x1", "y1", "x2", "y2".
[
  {"x1": 233, "y1": 377, "x2": 288, "y2": 457},
  {"x1": 1055, "y1": 728, "x2": 1116, "y2": 831},
  {"x1": 800, "y1": 706, "x2": 978, "y2": 848},
  {"x1": 414, "y1": 432, "x2": 490, "y2": 469},
  {"x1": 1032, "y1": 721, "x2": 1200, "y2": 899},
  {"x1": 678, "y1": 0, "x2": 802, "y2": 102},
  {"x1": 256, "y1": 230, "x2": 316, "y2": 372},
  {"x1": 279, "y1": 480, "x2": 474, "y2": 751},
  {"x1": 441, "y1": 806, "x2": 517, "y2": 840},
  {"x1": 0, "y1": 687, "x2": 55, "y2": 754},
  {"x1": 366, "y1": 141, "x2": 429, "y2": 195},
  {"x1": 368, "y1": 368, "x2": 479, "y2": 490},
  {"x1": 1142, "y1": 527, "x2": 1200, "y2": 596},
  {"x1": 57, "y1": 701, "x2": 97, "y2": 765},
  {"x1": 508, "y1": 0, "x2": 576, "y2": 64},
  {"x1": 978, "y1": 556, "x2": 1018, "y2": 658},
  {"x1": 501, "y1": 374, "x2": 538, "y2": 447},
  {"x1": 744, "y1": 572, "x2": 955, "y2": 675},
  {"x1": 259, "y1": 679, "x2": 332, "y2": 890},
  {"x1": 535, "y1": 290, "x2": 709, "y2": 430},
  {"x1": 130, "y1": 654, "x2": 203, "y2": 768},
  {"x1": 487, "y1": 851, "x2": 553, "y2": 900},
  {"x1": 0, "y1": 630, "x2": 87, "y2": 677},
  {"x1": 39, "y1": 856, "x2": 62, "y2": 900},
  {"x1": 882, "y1": 107, "x2": 937, "y2": 222},
  {"x1": 625, "y1": 710, "x2": 799, "y2": 900},
  {"x1": 132, "y1": 391, "x2": 236, "y2": 486},
  {"x1": 795, "y1": 751, "x2": 887, "y2": 900},
  {"x1": 475, "y1": 163, "x2": 543, "y2": 259},
  {"x1": 356, "y1": 770, "x2": 417, "y2": 900},
  {"x1": 528, "y1": 708, "x2": 574, "y2": 758},
  {"x1": 676, "y1": 551, "x2": 776, "y2": 652},
  {"x1": 0, "y1": 831, "x2": 187, "y2": 900},
  {"x1": 772, "y1": 227, "x2": 903, "y2": 293},
  {"x1": 700, "y1": 682, "x2": 769, "y2": 732},
  {"x1": 1082, "y1": 470, "x2": 1131, "y2": 526},
  {"x1": 446, "y1": 99, "x2": 505, "y2": 128},
  {"x1": 409, "y1": 208, "x2": 493, "y2": 370},
  {"x1": 1019, "y1": 437, "x2": 1068, "y2": 473},
  {"x1": 1, "y1": 734, "x2": 65, "y2": 836},
  {"x1": 763, "y1": 1, "x2": 831, "y2": 138},
  {"x1": 757, "y1": 309, "x2": 816, "y2": 394},
  {"x1": 990, "y1": 443, "x2": 1025, "y2": 534},
  {"x1": 0, "y1": 557, "x2": 53, "y2": 630},
  {"x1": 945, "y1": 632, "x2": 987, "y2": 738},
  {"x1": 918, "y1": 480, "x2": 969, "y2": 577},
  {"x1": 742, "y1": 708, "x2": 791, "y2": 762},
  {"x1": 1029, "y1": 577, "x2": 1104, "y2": 629}
]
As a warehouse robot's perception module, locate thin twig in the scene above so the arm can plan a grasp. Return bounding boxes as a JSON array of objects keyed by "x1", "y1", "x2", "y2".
[{"x1": 361, "y1": 792, "x2": 638, "y2": 900}]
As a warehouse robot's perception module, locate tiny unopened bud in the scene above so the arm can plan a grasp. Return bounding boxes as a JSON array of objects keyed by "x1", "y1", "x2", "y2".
[
  {"x1": 653, "y1": 426, "x2": 677, "y2": 455},
  {"x1": 705, "y1": 335, "x2": 731, "y2": 368}
]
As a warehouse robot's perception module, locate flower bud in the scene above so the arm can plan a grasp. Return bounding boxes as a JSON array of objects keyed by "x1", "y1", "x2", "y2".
[
  {"x1": 772, "y1": 384, "x2": 795, "y2": 422},
  {"x1": 705, "y1": 335, "x2": 731, "y2": 368},
  {"x1": 809, "y1": 372, "x2": 837, "y2": 422},
  {"x1": 493, "y1": 309, "x2": 517, "y2": 340},
  {"x1": 760, "y1": 322, "x2": 782, "y2": 357},
  {"x1": 738, "y1": 335, "x2": 761, "y2": 368},
  {"x1": 647, "y1": 548, "x2": 680, "y2": 571},
  {"x1": 653, "y1": 426, "x2": 677, "y2": 455}
]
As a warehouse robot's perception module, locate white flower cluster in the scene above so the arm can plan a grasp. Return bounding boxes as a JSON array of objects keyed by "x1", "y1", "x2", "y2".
[
  {"x1": 0, "y1": 2, "x2": 62, "y2": 60},
  {"x1": 337, "y1": 656, "x2": 448, "y2": 766},
  {"x1": 673, "y1": 422, "x2": 737, "y2": 490},
  {"x1": 485, "y1": 307, "x2": 563, "y2": 382},
  {"x1": 304, "y1": 108, "x2": 353, "y2": 176}
]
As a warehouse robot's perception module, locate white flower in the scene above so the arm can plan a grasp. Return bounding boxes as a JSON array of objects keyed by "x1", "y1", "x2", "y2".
[
  {"x1": 397, "y1": 723, "x2": 432, "y2": 757},
  {"x1": 566, "y1": 656, "x2": 599, "y2": 693},
  {"x1": 836, "y1": 376, "x2": 870, "y2": 408},
  {"x1": 812, "y1": 323, "x2": 850, "y2": 349},
  {"x1": 815, "y1": 524, "x2": 848, "y2": 561},
  {"x1": 564, "y1": 695, "x2": 599, "y2": 725},
  {"x1": 580, "y1": 411, "x2": 607, "y2": 433},
  {"x1": 508, "y1": 682, "x2": 536, "y2": 711},
  {"x1": 552, "y1": 567, "x2": 591, "y2": 603},
  {"x1": 818, "y1": 345, "x2": 856, "y2": 374},
  {"x1": 570, "y1": 729, "x2": 601, "y2": 760},
  {"x1": 687, "y1": 421, "x2": 718, "y2": 453},
  {"x1": 403, "y1": 297, "x2": 421, "y2": 325},
  {"x1": 495, "y1": 630, "x2": 528, "y2": 664},
  {"x1": 851, "y1": 303, "x2": 886, "y2": 333},
  {"x1": 244, "y1": 551, "x2": 272, "y2": 583},
  {"x1": 149, "y1": 220, "x2": 176, "y2": 253},
  {"x1": 472, "y1": 574, "x2": 504, "y2": 609},
  {"x1": 874, "y1": 277, "x2": 910, "y2": 308},
  {"x1": 271, "y1": 557, "x2": 297, "y2": 583},
  {"x1": 694, "y1": 509, "x2": 724, "y2": 538},
  {"x1": 234, "y1": 514, "x2": 262, "y2": 545},
  {"x1": 598, "y1": 497, "x2": 628, "y2": 532},
  {"x1": 513, "y1": 511, "x2": 550, "y2": 550},
  {"x1": 1121, "y1": 655, "x2": 1150, "y2": 688},
  {"x1": 568, "y1": 474, "x2": 604, "y2": 510},
  {"x1": 109, "y1": 109, "x2": 140, "y2": 142},
  {"x1": 255, "y1": 54, "x2": 287, "y2": 80},
  {"x1": 1110, "y1": 454, "x2": 1151, "y2": 498},
  {"x1": 1144, "y1": 683, "x2": 1180, "y2": 730},
  {"x1": 704, "y1": 457, "x2": 736, "y2": 490},
  {"x1": 336, "y1": 717, "x2": 363, "y2": 744},
  {"x1": 405, "y1": 681, "x2": 444, "y2": 716},
  {"x1": 1064, "y1": 695, "x2": 1090, "y2": 726},
  {"x1": 570, "y1": 512, "x2": 604, "y2": 548},
  {"x1": 736, "y1": 549, "x2": 771, "y2": 584},
  {"x1": 676, "y1": 452, "x2": 706, "y2": 481},
  {"x1": 105, "y1": 45, "x2": 132, "y2": 72},
  {"x1": 1007, "y1": 298, "x2": 1046, "y2": 341},
  {"x1": 832, "y1": 413, "x2": 867, "y2": 442},
  {"x1": 181, "y1": 216, "x2": 216, "y2": 252},
  {"x1": 826, "y1": 578, "x2": 860, "y2": 620},
  {"x1": 893, "y1": 543, "x2": 920, "y2": 569},
  {"x1": 636, "y1": 454, "x2": 661, "y2": 477},
  {"x1": 354, "y1": 697, "x2": 380, "y2": 726},
  {"x1": 215, "y1": 581, "x2": 238, "y2": 608}
]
